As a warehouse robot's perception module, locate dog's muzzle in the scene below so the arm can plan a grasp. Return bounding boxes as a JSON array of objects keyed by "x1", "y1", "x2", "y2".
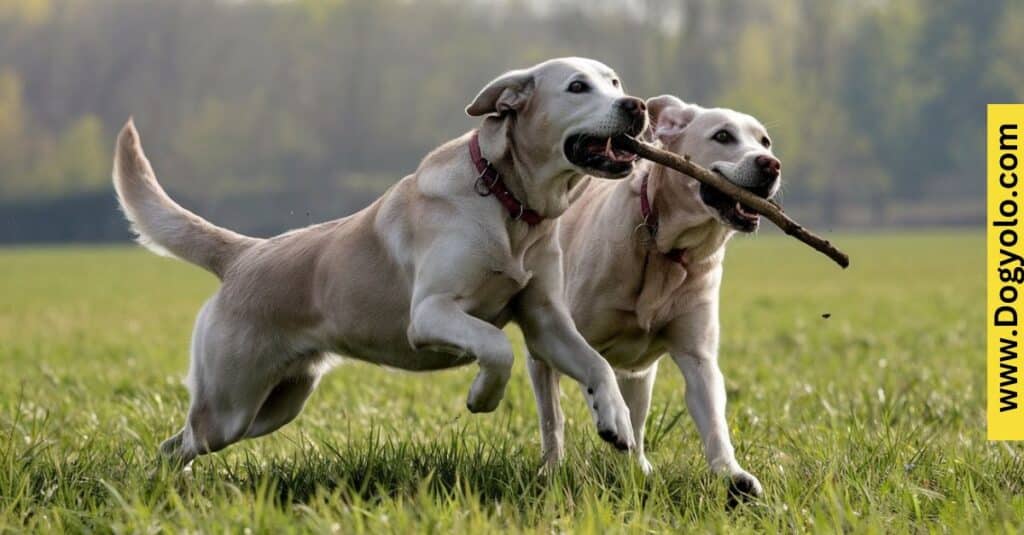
[
  {"x1": 563, "y1": 98, "x2": 647, "y2": 178},
  {"x1": 702, "y1": 155, "x2": 782, "y2": 233}
]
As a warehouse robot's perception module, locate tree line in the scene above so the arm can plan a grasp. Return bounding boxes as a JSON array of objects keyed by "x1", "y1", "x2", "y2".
[{"x1": 0, "y1": 0, "x2": 1016, "y2": 241}]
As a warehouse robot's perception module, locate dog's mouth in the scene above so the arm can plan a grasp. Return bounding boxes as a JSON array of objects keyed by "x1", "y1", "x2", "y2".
[
  {"x1": 699, "y1": 183, "x2": 764, "y2": 233},
  {"x1": 564, "y1": 133, "x2": 639, "y2": 178}
]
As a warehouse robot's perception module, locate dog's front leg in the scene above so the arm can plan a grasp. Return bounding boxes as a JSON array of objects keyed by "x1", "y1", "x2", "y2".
[
  {"x1": 518, "y1": 299, "x2": 634, "y2": 451},
  {"x1": 516, "y1": 245, "x2": 634, "y2": 452},
  {"x1": 409, "y1": 294, "x2": 515, "y2": 413},
  {"x1": 667, "y1": 299, "x2": 762, "y2": 506}
]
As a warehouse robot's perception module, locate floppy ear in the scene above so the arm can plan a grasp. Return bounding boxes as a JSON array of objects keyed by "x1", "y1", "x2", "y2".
[
  {"x1": 645, "y1": 94, "x2": 696, "y2": 143},
  {"x1": 465, "y1": 69, "x2": 535, "y2": 117}
]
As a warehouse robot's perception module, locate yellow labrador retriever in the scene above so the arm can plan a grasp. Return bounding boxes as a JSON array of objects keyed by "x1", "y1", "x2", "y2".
[
  {"x1": 527, "y1": 95, "x2": 780, "y2": 503},
  {"x1": 113, "y1": 58, "x2": 648, "y2": 467}
]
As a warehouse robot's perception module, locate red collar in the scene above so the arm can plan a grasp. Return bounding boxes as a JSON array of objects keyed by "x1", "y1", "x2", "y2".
[
  {"x1": 469, "y1": 131, "x2": 543, "y2": 226},
  {"x1": 640, "y1": 173, "x2": 686, "y2": 265}
]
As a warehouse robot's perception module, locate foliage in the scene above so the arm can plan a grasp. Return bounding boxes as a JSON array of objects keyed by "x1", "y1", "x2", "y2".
[{"x1": 0, "y1": 0, "x2": 1012, "y2": 230}]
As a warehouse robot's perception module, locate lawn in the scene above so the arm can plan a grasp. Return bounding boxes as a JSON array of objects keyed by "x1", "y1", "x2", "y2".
[{"x1": 0, "y1": 232, "x2": 1017, "y2": 533}]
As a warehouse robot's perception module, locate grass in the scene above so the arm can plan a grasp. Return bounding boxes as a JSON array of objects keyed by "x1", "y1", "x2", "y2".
[{"x1": 0, "y1": 231, "x2": 1018, "y2": 533}]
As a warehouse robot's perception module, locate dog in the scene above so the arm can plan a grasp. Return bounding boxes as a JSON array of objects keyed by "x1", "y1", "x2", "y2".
[
  {"x1": 526, "y1": 95, "x2": 781, "y2": 504},
  {"x1": 112, "y1": 57, "x2": 649, "y2": 467}
]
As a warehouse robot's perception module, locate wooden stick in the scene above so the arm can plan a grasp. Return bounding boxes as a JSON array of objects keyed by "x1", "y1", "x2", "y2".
[{"x1": 616, "y1": 136, "x2": 850, "y2": 268}]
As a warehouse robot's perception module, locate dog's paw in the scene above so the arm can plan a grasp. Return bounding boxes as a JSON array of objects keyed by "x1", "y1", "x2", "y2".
[
  {"x1": 587, "y1": 384, "x2": 634, "y2": 452},
  {"x1": 466, "y1": 392, "x2": 501, "y2": 413},
  {"x1": 159, "y1": 433, "x2": 183, "y2": 457},
  {"x1": 536, "y1": 450, "x2": 564, "y2": 477},
  {"x1": 465, "y1": 370, "x2": 505, "y2": 413},
  {"x1": 636, "y1": 454, "x2": 654, "y2": 475},
  {"x1": 725, "y1": 470, "x2": 763, "y2": 509}
]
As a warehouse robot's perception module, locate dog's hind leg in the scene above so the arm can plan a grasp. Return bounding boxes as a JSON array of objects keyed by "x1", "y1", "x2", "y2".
[
  {"x1": 527, "y1": 354, "x2": 565, "y2": 472},
  {"x1": 160, "y1": 299, "x2": 216, "y2": 468},
  {"x1": 159, "y1": 299, "x2": 283, "y2": 467},
  {"x1": 245, "y1": 371, "x2": 320, "y2": 439},
  {"x1": 614, "y1": 363, "x2": 658, "y2": 475}
]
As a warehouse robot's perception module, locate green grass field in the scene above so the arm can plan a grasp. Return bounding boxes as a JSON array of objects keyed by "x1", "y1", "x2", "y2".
[{"x1": 1, "y1": 232, "x2": 1017, "y2": 533}]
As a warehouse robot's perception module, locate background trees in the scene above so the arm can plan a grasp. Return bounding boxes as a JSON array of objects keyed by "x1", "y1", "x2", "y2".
[{"x1": 0, "y1": 0, "x2": 1010, "y2": 241}]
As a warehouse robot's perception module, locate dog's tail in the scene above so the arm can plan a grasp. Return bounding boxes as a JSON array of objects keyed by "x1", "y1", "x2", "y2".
[{"x1": 112, "y1": 119, "x2": 259, "y2": 279}]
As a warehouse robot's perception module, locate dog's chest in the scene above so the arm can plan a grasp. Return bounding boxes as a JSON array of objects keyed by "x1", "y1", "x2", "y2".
[
  {"x1": 579, "y1": 262, "x2": 718, "y2": 369},
  {"x1": 595, "y1": 327, "x2": 668, "y2": 370}
]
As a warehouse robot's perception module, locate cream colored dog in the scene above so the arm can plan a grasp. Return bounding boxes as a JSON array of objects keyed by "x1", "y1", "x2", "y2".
[
  {"x1": 113, "y1": 57, "x2": 649, "y2": 467},
  {"x1": 527, "y1": 95, "x2": 781, "y2": 504}
]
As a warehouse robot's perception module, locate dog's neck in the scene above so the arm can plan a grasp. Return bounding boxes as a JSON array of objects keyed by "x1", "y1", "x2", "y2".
[
  {"x1": 478, "y1": 116, "x2": 582, "y2": 220},
  {"x1": 632, "y1": 161, "x2": 734, "y2": 265}
]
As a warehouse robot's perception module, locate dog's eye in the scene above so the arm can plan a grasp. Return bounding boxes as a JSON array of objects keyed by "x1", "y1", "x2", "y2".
[
  {"x1": 712, "y1": 130, "x2": 734, "y2": 144},
  {"x1": 761, "y1": 136, "x2": 771, "y2": 148},
  {"x1": 567, "y1": 81, "x2": 590, "y2": 94},
  {"x1": 611, "y1": 79, "x2": 620, "y2": 88}
]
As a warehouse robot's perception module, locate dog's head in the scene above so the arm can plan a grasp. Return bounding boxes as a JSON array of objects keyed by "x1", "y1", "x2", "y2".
[
  {"x1": 467, "y1": 57, "x2": 647, "y2": 180},
  {"x1": 646, "y1": 95, "x2": 781, "y2": 233}
]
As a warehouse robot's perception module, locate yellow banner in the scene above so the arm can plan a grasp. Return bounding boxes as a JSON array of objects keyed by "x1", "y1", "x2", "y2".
[{"x1": 988, "y1": 104, "x2": 1024, "y2": 440}]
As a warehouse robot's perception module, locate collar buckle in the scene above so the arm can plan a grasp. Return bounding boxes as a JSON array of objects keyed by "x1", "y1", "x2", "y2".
[
  {"x1": 474, "y1": 164, "x2": 498, "y2": 197},
  {"x1": 469, "y1": 131, "x2": 544, "y2": 227}
]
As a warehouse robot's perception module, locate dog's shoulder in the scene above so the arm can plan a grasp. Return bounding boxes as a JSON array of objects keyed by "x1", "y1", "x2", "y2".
[
  {"x1": 413, "y1": 132, "x2": 477, "y2": 199},
  {"x1": 372, "y1": 131, "x2": 503, "y2": 253}
]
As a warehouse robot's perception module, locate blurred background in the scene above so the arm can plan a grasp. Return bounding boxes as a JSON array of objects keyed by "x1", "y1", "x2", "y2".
[{"x1": 0, "y1": 0, "x2": 1013, "y2": 243}]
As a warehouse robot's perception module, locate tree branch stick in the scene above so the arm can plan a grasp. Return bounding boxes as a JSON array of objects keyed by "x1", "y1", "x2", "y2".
[{"x1": 616, "y1": 137, "x2": 850, "y2": 268}]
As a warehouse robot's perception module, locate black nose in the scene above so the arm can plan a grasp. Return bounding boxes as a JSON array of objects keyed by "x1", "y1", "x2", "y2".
[
  {"x1": 617, "y1": 97, "x2": 646, "y2": 117},
  {"x1": 618, "y1": 97, "x2": 647, "y2": 135},
  {"x1": 756, "y1": 155, "x2": 781, "y2": 179}
]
